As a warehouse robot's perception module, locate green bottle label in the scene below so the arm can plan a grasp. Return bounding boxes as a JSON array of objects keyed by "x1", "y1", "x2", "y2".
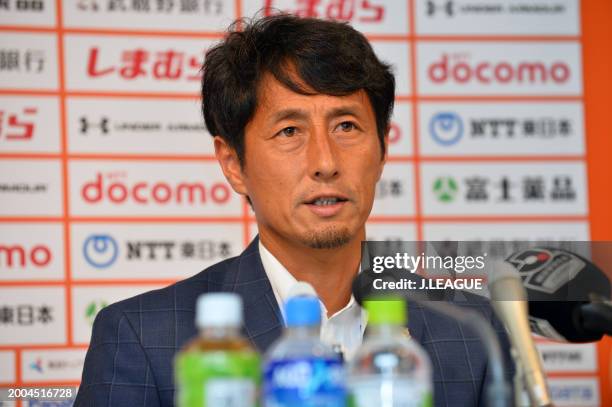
[{"x1": 175, "y1": 350, "x2": 261, "y2": 407}]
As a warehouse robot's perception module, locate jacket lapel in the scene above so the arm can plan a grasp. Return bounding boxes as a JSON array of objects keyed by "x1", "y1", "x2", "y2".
[{"x1": 229, "y1": 237, "x2": 284, "y2": 353}]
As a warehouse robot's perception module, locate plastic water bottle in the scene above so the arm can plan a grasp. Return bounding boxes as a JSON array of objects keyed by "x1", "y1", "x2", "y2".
[
  {"x1": 347, "y1": 299, "x2": 432, "y2": 407},
  {"x1": 263, "y1": 287, "x2": 346, "y2": 406},
  {"x1": 175, "y1": 292, "x2": 261, "y2": 407}
]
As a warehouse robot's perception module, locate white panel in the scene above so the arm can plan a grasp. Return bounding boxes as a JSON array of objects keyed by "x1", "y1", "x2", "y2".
[
  {"x1": 241, "y1": 0, "x2": 409, "y2": 35},
  {"x1": 63, "y1": 0, "x2": 235, "y2": 32},
  {"x1": 70, "y1": 222, "x2": 243, "y2": 280},
  {"x1": 0, "y1": 33, "x2": 58, "y2": 90},
  {"x1": 423, "y1": 221, "x2": 590, "y2": 241},
  {"x1": 419, "y1": 101, "x2": 584, "y2": 156},
  {"x1": 22, "y1": 349, "x2": 87, "y2": 382},
  {"x1": 64, "y1": 35, "x2": 216, "y2": 93},
  {"x1": 415, "y1": 0, "x2": 580, "y2": 35},
  {"x1": 371, "y1": 41, "x2": 411, "y2": 96},
  {"x1": 0, "y1": 351, "x2": 16, "y2": 383},
  {"x1": 0, "y1": 159, "x2": 63, "y2": 217},
  {"x1": 418, "y1": 42, "x2": 582, "y2": 96},
  {"x1": 371, "y1": 162, "x2": 415, "y2": 217},
  {"x1": 421, "y1": 162, "x2": 588, "y2": 216},
  {"x1": 0, "y1": 287, "x2": 66, "y2": 345},
  {"x1": 388, "y1": 102, "x2": 413, "y2": 157},
  {"x1": 0, "y1": 96, "x2": 61, "y2": 153},
  {"x1": 69, "y1": 160, "x2": 241, "y2": 217},
  {"x1": 67, "y1": 98, "x2": 212, "y2": 155},
  {"x1": 537, "y1": 342, "x2": 597, "y2": 373},
  {"x1": 548, "y1": 377, "x2": 600, "y2": 407},
  {"x1": 0, "y1": 0, "x2": 56, "y2": 27},
  {"x1": 0, "y1": 223, "x2": 64, "y2": 281}
]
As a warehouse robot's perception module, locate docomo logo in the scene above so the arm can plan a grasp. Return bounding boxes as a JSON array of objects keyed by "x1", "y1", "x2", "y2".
[
  {"x1": 81, "y1": 173, "x2": 231, "y2": 206},
  {"x1": 0, "y1": 244, "x2": 52, "y2": 268},
  {"x1": 428, "y1": 54, "x2": 571, "y2": 85}
]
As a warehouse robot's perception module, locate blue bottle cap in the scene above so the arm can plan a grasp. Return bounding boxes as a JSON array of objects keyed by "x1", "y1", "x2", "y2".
[{"x1": 284, "y1": 296, "x2": 321, "y2": 327}]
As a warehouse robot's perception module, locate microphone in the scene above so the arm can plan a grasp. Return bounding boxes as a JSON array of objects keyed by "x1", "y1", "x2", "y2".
[
  {"x1": 504, "y1": 247, "x2": 612, "y2": 342},
  {"x1": 488, "y1": 261, "x2": 552, "y2": 407}
]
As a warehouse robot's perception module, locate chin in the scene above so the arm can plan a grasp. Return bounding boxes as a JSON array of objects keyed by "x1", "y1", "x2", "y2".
[{"x1": 300, "y1": 226, "x2": 354, "y2": 249}]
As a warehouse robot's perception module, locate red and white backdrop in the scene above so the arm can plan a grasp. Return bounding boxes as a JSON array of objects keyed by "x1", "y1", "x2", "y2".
[{"x1": 1, "y1": 0, "x2": 611, "y2": 405}]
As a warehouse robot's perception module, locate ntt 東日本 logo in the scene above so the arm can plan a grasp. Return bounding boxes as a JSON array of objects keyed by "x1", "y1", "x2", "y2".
[
  {"x1": 430, "y1": 112, "x2": 463, "y2": 146},
  {"x1": 83, "y1": 234, "x2": 118, "y2": 269},
  {"x1": 428, "y1": 54, "x2": 571, "y2": 86}
]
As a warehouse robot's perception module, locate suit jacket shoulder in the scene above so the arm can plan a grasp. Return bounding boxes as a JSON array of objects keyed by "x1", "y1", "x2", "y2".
[{"x1": 74, "y1": 240, "x2": 282, "y2": 406}]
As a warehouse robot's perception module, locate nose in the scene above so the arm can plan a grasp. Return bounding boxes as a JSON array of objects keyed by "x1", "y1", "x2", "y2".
[{"x1": 308, "y1": 126, "x2": 339, "y2": 181}]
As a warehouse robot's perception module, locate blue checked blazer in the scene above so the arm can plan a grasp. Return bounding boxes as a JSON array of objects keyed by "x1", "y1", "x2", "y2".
[{"x1": 75, "y1": 237, "x2": 514, "y2": 406}]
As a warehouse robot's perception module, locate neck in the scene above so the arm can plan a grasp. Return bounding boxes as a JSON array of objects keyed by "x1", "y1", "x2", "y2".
[{"x1": 260, "y1": 229, "x2": 363, "y2": 317}]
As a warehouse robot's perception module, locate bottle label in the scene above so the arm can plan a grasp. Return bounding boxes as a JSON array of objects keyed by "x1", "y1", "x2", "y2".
[
  {"x1": 206, "y1": 378, "x2": 256, "y2": 407},
  {"x1": 264, "y1": 358, "x2": 346, "y2": 407},
  {"x1": 349, "y1": 377, "x2": 432, "y2": 407},
  {"x1": 175, "y1": 350, "x2": 260, "y2": 407}
]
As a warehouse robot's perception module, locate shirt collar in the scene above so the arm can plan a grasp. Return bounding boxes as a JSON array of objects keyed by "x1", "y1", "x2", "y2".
[{"x1": 258, "y1": 239, "x2": 362, "y2": 321}]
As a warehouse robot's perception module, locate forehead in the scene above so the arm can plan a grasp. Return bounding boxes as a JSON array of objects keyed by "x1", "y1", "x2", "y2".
[{"x1": 254, "y1": 72, "x2": 375, "y2": 123}]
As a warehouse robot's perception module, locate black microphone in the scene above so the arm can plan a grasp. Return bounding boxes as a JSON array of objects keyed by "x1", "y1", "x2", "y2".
[{"x1": 504, "y1": 247, "x2": 612, "y2": 343}]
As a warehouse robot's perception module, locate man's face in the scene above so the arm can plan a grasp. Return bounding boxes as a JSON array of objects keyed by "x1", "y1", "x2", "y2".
[{"x1": 216, "y1": 73, "x2": 387, "y2": 250}]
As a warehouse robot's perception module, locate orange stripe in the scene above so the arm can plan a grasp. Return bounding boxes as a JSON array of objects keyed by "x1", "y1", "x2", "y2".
[
  {"x1": 0, "y1": 89, "x2": 582, "y2": 101},
  {"x1": 0, "y1": 280, "x2": 173, "y2": 286},
  {"x1": 17, "y1": 380, "x2": 82, "y2": 386},
  {"x1": 56, "y1": 0, "x2": 73, "y2": 347},
  {"x1": 409, "y1": 0, "x2": 423, "y2": 242},
  {"x1": 0, "y1": 217, "x2": 63, "y2": 222},
  {"x1": 67, "y1": 154, "x2": 217, "y2": 161},
  {"x1": 582, "y1": 0, "x2": 612, "y2": 404},
  {"x1": 0, "y1": 215, "x2": 589, "y2": 223},
  {"x1": 63, "y1": 28, "x2": 224, "y2": 38},
  {"x1": 68, "y1": 216, "x2": 246, "y2": 222},
  {"x1": 71, "y1": 280, "x2": 174, "y2": 286},
  {"x1": 14, "y1": 348, "x2": 21, "y2": 387},
  {"x1": 418, "y1": 95, "x2": 583, "y2": 101},
  {"x1": 415, "y1": 35, "x2": 581, "y2": 42},
  {"x1": 545, "y1": 372, "x2": 601, "y2": 379},
  {"x1": 416, "y1": 215, "x2": 588, "y2": 223},
  {"x1": 419, "y1": 156, "x2": 586, "y2": 162},
  {"x1": 0, "y1": 154, "x2": 588, "y2": 161},
  {"x1": 0, "y1": 344, "x2": 88, "y2": 351},
  {"x1": 0, "y1": 26, "x2": 582, "y2": 42},
  {"x1": 0, "y1": 89, "x2": 59, "y2": 96},
  {"x1": 0, "y1": 25, "x2": 56, "y2": 33}
]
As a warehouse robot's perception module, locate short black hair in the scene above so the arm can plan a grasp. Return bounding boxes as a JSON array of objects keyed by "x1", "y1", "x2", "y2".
[{"x1": 202, "y1": 14, "x2": 395, "y2": 166}]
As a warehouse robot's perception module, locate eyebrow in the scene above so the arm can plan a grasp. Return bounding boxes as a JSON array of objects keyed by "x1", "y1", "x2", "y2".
[{"x1": 269, "y1": 105, "x2": 363, "y2": 124}]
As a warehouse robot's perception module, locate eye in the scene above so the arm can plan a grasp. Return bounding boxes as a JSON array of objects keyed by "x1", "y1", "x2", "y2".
[
  {"x1": 278, "y1": 126, "x2": 297, "y2": 137},
  {"x1": 337, "y1": 121, "x2": 356, "y2": 132}
]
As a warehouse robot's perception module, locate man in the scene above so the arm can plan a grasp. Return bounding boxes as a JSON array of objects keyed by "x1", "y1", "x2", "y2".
[{"x1": 76, "y1": 15, "x2": 513, "y2": 406}]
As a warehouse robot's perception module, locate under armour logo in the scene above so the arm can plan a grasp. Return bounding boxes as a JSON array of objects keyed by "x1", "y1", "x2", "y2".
[
  {"x1": 80, "y1": 116, "x2": 109, "y2": 134},
  {"x1": 427, "y1": 0, "x2": 454, "y2": 16}
]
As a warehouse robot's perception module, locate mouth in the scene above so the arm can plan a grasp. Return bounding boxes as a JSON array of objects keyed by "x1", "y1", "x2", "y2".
[
  {"x1": 303, "y1": 195, "x2": 350, "y2": 217},
  {"x1": 308, "y1": 196, "x2": 349, "y2": 206}
]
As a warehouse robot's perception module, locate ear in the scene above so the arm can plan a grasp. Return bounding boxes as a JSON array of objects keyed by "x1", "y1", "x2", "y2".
[
  {"x1": 214, "y1": 136, "x2": 248, "y2": 196},
  {"x1": 377, "y1": 130, "x2": 389, "y2": 181}
]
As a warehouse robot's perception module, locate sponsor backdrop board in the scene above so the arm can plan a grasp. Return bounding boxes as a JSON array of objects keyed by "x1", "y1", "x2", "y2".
[{"x1": 1, "y1": 1, "x2": 611, "y2": 406}]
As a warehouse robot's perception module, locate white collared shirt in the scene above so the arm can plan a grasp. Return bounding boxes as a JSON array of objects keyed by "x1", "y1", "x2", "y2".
[{"x1": 259, "y1": 240, "x2": 367, "y2": 361}]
